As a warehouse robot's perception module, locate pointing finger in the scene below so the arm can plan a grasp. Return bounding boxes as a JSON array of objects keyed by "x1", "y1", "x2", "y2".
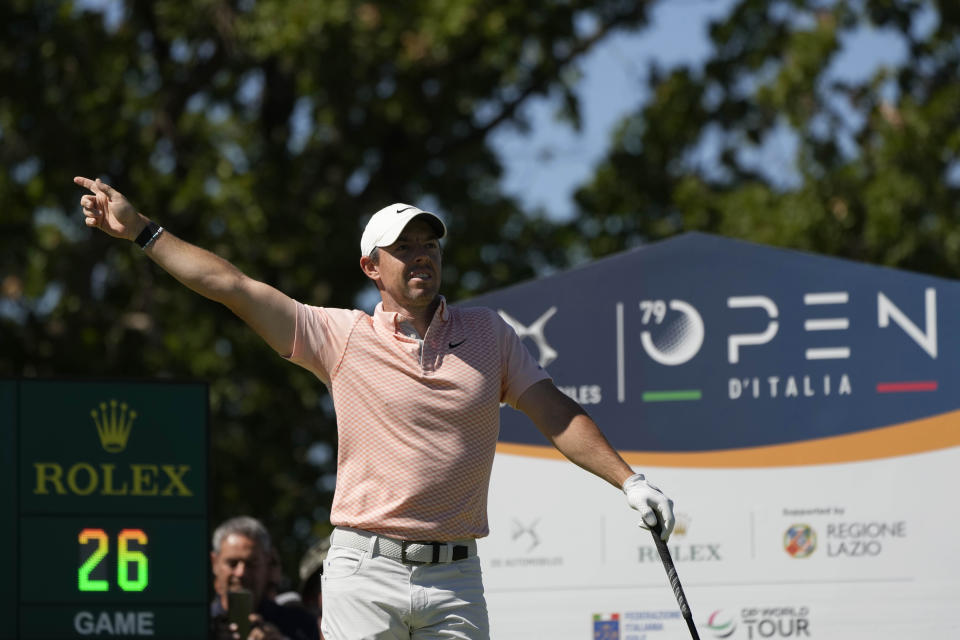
[{"x1": 73, "y1": 176, "x2": 95, "y2": 191}]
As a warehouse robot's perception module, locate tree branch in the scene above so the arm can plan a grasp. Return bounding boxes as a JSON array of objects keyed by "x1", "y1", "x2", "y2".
[{"x1": 448, "y1": 6, "x2": 648, "y2": 153}]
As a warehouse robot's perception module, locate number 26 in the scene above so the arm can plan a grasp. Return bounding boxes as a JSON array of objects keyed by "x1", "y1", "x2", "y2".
[{"x1": 78, "y1": 528, "x2": 149, "y2": 592}]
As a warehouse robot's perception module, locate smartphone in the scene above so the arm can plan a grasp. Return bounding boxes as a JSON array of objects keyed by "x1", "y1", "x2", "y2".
[{"x1": 227, "y1": 588, "x2": 253, "y2": 638}]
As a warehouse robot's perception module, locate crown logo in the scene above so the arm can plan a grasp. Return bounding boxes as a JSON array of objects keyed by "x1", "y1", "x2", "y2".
[
  {"x1": 90, "y1": 399, "x2": 137, "y2": 453},
  {"x1": 672, "y1": 513, "x2": 690, "y2": 537}
]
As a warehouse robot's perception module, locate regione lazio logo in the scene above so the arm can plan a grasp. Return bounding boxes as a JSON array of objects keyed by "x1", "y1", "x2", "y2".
[
  {"x1": 784, "y1": 524, "x2": 817, "y2": 558},
  {"x1": 90, "y1": 399, "x2": 137, "y2": 453}
]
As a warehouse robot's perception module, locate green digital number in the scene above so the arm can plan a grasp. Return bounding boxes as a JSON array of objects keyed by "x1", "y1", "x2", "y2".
[
  {"x1": 78, "y1": 528, "x2": 109, "y2": 592},
  {"x1": 117, "y1": 528, "x2": 149, "y2": 592},
  {"x1": 78, "y1": 528, "x2": 149, "y2": 592}
]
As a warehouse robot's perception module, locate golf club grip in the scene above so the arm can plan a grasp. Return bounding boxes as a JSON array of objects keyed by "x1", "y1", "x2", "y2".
[{"x1": 651, "y1": 524, "x2": 701, "y2": 640}]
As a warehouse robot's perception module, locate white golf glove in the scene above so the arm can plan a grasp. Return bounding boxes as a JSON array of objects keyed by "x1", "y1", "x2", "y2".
[{"x1": 623, "y1": 473, "x2": 675, "y2": 541}]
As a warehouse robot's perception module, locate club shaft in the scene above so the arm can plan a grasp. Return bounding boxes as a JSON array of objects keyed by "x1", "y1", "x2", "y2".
[{"x1": 651, "y1": 527, "x2": 700, "y2": 640}]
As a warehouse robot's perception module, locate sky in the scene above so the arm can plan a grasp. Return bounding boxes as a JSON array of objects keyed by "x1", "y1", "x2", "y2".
[
  {"x1": 491, "y1": 0, "x2": 738, "y2": 222},
  {"x1": 490, "y1": 0, "x2": 926, "y2": 222}
]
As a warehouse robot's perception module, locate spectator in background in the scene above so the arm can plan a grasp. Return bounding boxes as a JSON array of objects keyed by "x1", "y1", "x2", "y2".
[
  {"x1": 297, "y1": 537, "x2": 331, "y2": 638},
  {"x1": 210, "y1": 516, "x2": 319, "y2": 640}
]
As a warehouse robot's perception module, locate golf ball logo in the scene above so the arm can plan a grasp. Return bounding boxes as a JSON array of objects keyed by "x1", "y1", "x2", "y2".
[
  {"x1": 640, "y1": 299, "x2": 705, "y2": 366},
  {"x1": 784, "y1": 524, "x2": 817, "y2": 558}
]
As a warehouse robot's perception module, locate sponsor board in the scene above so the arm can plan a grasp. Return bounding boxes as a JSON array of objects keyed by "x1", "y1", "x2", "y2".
[
  {"x1": 468, "y1": 234, "x2": 960, "y2": 638},
  {"x1": 471, "y1": 234, "x2": 959, "y2": 464}
]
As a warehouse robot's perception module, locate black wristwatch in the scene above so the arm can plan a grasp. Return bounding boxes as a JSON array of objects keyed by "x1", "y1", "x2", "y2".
[{"x1": 134, "y1": 221, "x2": 164, "y2": 249}]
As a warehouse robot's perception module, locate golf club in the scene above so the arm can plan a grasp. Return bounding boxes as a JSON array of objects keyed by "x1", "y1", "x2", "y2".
[{"x1": 650, "y1": 521, "x2": 700, "y2": 640}]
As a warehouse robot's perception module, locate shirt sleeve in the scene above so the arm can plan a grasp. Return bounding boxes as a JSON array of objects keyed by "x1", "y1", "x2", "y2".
[
  {"x1": 282, "y1": 302, "x2": 363, "y2": 385},
  {"x1": 496, "y1": 310, "x2": 552, "y2": 408}
]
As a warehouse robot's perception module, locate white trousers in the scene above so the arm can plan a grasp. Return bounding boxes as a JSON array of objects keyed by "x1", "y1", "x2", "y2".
[{"x1": 320, "y1": 539, "x2": 490, "y2": 640}]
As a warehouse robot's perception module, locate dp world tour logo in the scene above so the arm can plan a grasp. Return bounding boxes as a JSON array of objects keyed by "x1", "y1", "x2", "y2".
[
  {"x1": 706, "y1": 610, "x2": 736, "y2": 638},
  {"x1": 90, "y1": 399, "x2": 138, "y2": 453},
  {"x1": 784, "y1": 524, "x2": 817, "y2": 558}
]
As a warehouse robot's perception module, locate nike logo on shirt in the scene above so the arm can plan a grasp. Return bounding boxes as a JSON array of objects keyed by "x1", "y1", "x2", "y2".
[{"x1": 449, "y1": 339, "x2": 466, "y2": 348}]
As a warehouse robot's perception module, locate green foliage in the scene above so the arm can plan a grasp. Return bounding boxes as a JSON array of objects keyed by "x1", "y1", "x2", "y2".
[
  {"x1": 0, "y1": 0, "x2": 650, "y2": 577},
  {"x1": 8, "y1": 0, "x2": 958, "y2": 583},
  {"x1": 571, "y1": 0, "x2": 960, "y2": 277}
]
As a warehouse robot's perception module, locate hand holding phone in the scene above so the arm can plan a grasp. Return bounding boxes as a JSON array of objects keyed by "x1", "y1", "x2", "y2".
[{"x1": 227, "y1": 588, "x2": 253, "y2": 639}]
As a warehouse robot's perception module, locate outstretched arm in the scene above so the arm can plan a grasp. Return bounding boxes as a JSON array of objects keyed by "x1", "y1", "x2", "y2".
[
  {"x1": 75, "y1": 176, "x2": 297, "y2": 355},
  {"x1": 517, "y1": 378, "x2": 675, "y2": 540},
  {"x1": 517, "y1": 379, "x2": 634, "y2": 487}
]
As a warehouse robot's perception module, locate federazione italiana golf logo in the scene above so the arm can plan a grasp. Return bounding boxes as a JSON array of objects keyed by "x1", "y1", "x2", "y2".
[
  {"x1": 783, "y1": 524, "x2": 817, "y2": 558},
  {"x1": 593, "y1": 610, "x2": 681, "y2": 637},
  {"x1": 592, "y1": 613, "x2": 619, "y2": 640}
]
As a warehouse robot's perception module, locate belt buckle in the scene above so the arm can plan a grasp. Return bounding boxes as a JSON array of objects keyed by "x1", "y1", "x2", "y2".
[{"x1": 401, "y1": 540, "x2": 439, "y2": 565}]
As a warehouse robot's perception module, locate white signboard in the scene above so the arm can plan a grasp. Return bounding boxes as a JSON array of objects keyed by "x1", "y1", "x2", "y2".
[{"x1": 467, "y1": 234, "x2": 960, "y2": 639}]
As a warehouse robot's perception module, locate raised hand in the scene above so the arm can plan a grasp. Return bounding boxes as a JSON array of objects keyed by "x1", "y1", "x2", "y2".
[{"x1": 74, "y1": 176, "x2": 145, "y2": 240}]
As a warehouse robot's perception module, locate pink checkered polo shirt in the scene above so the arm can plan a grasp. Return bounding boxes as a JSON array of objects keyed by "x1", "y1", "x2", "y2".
[{"x1": 286, "y1": 296, "x2": 549, "y2": 541}]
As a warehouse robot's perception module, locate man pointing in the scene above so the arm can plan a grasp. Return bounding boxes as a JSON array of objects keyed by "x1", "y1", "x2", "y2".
[{"x1": 75, "y1": 175, "x2": 675, "y2": 640}]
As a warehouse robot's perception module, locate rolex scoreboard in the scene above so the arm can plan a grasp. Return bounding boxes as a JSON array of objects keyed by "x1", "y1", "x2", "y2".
[{"x1": 2, "y1": 380, "x2": 208, "y2": 639}]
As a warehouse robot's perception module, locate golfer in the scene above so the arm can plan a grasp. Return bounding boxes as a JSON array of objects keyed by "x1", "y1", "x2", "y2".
[{"x1": 75, "y1": 176, "x2": 676, "y2": 640}]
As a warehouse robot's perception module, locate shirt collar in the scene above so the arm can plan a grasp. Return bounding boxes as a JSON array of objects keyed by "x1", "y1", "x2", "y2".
[{"x1": 373, "y1": 296, "x2": 448, "y2": 334}]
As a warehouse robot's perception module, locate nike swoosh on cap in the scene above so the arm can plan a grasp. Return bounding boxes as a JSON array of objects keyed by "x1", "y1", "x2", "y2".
[{"x1": 395, "y1": 206, "x2": 416, "y2": 214}]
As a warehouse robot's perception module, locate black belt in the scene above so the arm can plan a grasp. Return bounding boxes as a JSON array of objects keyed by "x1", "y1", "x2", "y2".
[{"x1": 401, "y1": 540, "x2": 470, "y2": 564}]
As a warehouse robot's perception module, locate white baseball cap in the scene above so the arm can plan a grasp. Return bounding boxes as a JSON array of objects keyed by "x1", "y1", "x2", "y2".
[{"x1": 360, "y1": 203, "x2": 447, "y2": 257}]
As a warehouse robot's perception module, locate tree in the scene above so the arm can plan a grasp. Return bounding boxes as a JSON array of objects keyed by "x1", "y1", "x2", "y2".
[
  {"x1": 570, "y1": 0, "x2": 960, "y2": 279},
  {"x1": 0, "y1": 0, "x2": 653, "y2": 573}
]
